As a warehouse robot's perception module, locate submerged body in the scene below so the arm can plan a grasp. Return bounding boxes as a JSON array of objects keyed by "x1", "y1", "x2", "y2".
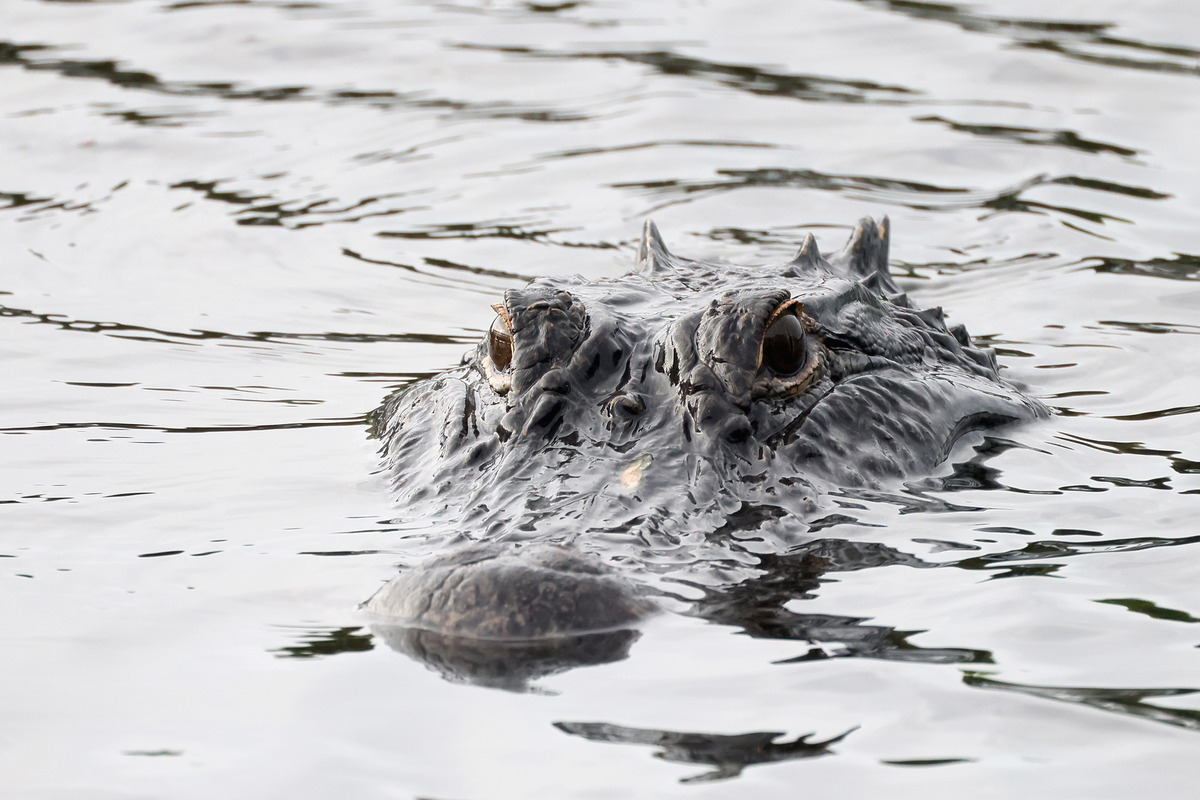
[{"x1": 367, "y1": 217, "x2": 1047, "y2": 685}]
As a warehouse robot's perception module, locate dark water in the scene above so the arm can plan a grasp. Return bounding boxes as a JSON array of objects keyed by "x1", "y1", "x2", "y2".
[{"x1": 3, "y1": 0, "x2": 1199, "y2": 797}]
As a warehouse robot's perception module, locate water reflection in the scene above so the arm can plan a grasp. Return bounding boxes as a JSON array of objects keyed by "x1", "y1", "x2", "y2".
[
  {"x1": 951, "y1": 532, "x2": 1200, "y2": 574},
  {"x1": 361, "y1": 538, "x2": 991, "y2": 689},
  {"x1": 912, "y1": 115, "x2": 1139, "y2": 158},
  {"x1": 0, "y1": 298, "x2": 470, "y2": 347},
  {"x1": 376, "y1": 218, "x2": 616, "y2": 251},
  {"x1": 1095, "y1": 597, "x2": 1199, "y2": 624},
  {"x1": 169, "y1": 179, "x2": 420, "y2": 229},
  {"x1": 1056, "y1": 430, "x2": 1200, "y2": 478},
  {"x1": 965, "y1": 674, "x2": 1200, "y2": 732},
  {"x1": 1092, "y1": 253, "x2": 1200, "y2": 282},
  {"x1": 272, "y1": 626, "x2": 374, "y2": 659},
  {"x1": 467, "y1": 43, "x2": 918, "y2": 104},
  {"x1": 910, "y1": 435, "x2": 1052, "y2": 495},
  {"x1": 851, "y1": 0, "x2": 1200, "y2": 77},
  {"x1": 269, "y1": 623, "x2": 635, "y2": 692},
  {"x1": 553, "y1": 721, "x2": 856, "y2": 783},
  {"x1": 685, "y1": 543, "x2": 992, "y2": 665},
  {"x1": 373, "y1": 626, "x2": 641, "y2": 692},
  {"x1": 8, "y1": 0, "x2": 1200, "y2": 790},
  {"x1": 0, "y1": 38, "x2": 606, "y2": 121},
  {"x1": 354, "y1": 528, "x2": 1200, "y2": 686},
  {"x1": 615, "y1": 169, "x2": 1164, "y2": 222}
]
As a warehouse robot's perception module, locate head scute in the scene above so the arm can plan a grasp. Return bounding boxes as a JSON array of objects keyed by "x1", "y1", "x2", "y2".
[{"x1": 637, "y1": 219, "x2": 673, "y2": 275}]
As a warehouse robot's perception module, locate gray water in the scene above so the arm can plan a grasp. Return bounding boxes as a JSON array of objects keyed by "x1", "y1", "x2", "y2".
[{"x1": 3, "y1": 0, "x2": 1200, "y2": 797}]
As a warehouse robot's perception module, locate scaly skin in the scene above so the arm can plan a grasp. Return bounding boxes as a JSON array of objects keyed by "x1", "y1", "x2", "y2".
[{"x1": 365, "y1": 217, "x2": 1048, "y2": 685}]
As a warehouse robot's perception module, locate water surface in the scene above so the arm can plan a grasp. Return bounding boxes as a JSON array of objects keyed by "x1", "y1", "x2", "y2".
[{"x1": 3, "y1": 0, "x2": 1200, "y2": 797}]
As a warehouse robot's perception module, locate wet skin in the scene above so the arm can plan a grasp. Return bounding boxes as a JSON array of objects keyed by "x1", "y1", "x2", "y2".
[{"x1": 366, "y1": 217, "x2": 1048, "y2": 686}]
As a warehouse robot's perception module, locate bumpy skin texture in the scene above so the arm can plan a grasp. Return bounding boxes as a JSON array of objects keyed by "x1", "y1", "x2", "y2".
[
  {"x1": 367, "y1": 543, "x2": 655, "y2": 639},
  {"x1": 367, "y1": 218, "x2": 1048, "y2": 678}
]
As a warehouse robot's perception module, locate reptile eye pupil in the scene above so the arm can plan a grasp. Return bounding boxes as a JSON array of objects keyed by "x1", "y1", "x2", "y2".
[
  {"x1": 763, "y1": 312, "x2": 806, "y2": 376},
  {"x1": 489, "y1": 315, "x2": 513, "y2": 371}
]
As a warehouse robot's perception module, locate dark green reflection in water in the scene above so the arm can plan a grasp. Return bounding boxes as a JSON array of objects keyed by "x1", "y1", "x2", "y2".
[
  {"x1": 1096, "y1": 598, "x2": 1200, "y2": 624},
  {"x1": 272, "y1": 626, "x2": 374, "y2": 659}
]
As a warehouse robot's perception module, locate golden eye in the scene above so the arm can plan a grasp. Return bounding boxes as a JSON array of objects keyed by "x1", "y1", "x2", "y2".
[
  {"x1": 762, "y1": 310, "x2": 807, "y2": 376},
  {"x1": 488, "y1": 304, "x2": 513, "y2": 371}
]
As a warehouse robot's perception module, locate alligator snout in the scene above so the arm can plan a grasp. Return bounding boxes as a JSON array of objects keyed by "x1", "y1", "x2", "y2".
[
  {"x1": 364, "y1": 542, "x2": 657, "y2": 640},
  {"x1": 364, "y1": 542, "x2": 659, "y2": 688}
]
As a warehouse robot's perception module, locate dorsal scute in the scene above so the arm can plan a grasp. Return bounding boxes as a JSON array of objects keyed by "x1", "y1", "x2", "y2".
[
  {"x1": 794, "y1": 233, "x2": 822, "y2": 267},
  {"x1": 781, "y1": 233, "x2": 832, "y2": 278},
  {"x1": 637, "y1": 219, "x2": 673, "y2": 275},
  {"x1": 859, "y1": 270, "x2": 888, "y2": 294},
  {"x1": 833, "y1": 216, "x2": 898, "y2": 295},
  {"x1": 949, "y1": 323, "x2": 972, "y2": 348},
  {"x1": 915, "y1": 305, "x2": 945, "y2": 329}
]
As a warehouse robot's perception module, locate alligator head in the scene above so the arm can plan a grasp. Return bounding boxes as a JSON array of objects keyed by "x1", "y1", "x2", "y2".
[{"x1": 366, "y1": 217, "x2": 1047, "y2": 687}]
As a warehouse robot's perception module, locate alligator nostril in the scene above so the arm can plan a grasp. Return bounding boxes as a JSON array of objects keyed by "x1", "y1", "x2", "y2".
[
  {"x1": 539, "y1": 369, "x2": 570, "y2": 395},
  {"x1": 523, "y1": 393, "x2": 564, "y2": 435},
  {"x1": 722, "y1": 417, "x2": 753, "y2": 445},
  {"x1": 605, "y1": 393, "x2": 645, "y2": 419}
]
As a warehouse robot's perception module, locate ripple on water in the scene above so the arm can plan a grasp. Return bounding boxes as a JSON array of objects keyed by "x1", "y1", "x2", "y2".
[{"x1": 2, "y1": 0, "x2": 1200, "y2": 796}]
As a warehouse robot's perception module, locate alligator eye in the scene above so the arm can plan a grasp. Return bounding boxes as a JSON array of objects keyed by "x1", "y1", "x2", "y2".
[
  {"x1": 488, "y1": 313, "x2": 513, "y2": 371},
  {"x1": 753, "y1": 301, "x2": 824, "y2": 399},
  {"x1": 762, "y1": 310, "x2": 807, "y2": 376}
]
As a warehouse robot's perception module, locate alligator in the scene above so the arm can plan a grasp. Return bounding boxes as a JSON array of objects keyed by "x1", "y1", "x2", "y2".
[{"x1": 366, "y1": 217, "x2": 1048, "y2": 688}]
